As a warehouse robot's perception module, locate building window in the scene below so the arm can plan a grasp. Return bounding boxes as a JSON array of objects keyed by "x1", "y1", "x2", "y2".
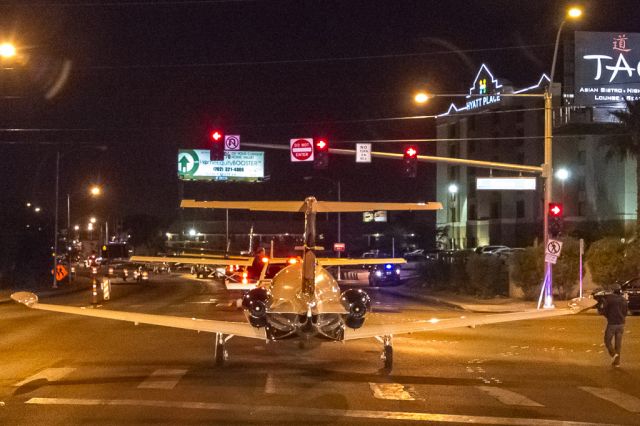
[{"x1": 516, "y1": 200, "x2": 525, "y2": 218}]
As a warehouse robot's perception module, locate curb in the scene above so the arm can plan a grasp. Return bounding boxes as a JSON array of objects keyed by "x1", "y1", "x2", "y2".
[{"x1": 0, "y1": 277, "x2": 94, "y2": 304}]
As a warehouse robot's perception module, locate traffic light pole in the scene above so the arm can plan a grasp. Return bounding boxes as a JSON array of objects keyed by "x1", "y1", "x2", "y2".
[{"x1": 542, "y1": 88, "x2": 554, "y2": 309}]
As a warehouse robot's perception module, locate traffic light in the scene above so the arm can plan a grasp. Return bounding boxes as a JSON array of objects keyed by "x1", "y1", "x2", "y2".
[
  {"x1": 402, "y1": 145, "x2": 418, "y2": 178},
  {"x1": 210, "y1": 130, "x2": 225, "y2": 161},
  {"x1": 314, "y1": 138, "x2": 329, "y2": 170},
  {"x1": 548, "y1": 202, "x2": 563, "y2": 238}
]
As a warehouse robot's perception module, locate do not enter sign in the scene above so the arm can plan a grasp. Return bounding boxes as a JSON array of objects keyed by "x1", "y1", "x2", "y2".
[{"x1": 290, "y1": 138, "x2": 314, "y2": 162}]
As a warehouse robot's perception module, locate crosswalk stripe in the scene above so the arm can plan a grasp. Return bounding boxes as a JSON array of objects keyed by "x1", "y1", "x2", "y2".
[
  {"x1": 25, "y1": 397, "x2": 619, "y2": 425},
  {"x1": 369, "y1": 383, "x2": 415, "y2": 400},
  {"x1": 579, "y1": 386, "x2": 640, "y2": 413},
  {"x1": 138, "y1": 369, "x2": 188, "y2": 390},
  {"x1": 13, "y1": 367, "x2": 76, "y2": 387},
  {"x1": 477, "y1": 386, "x2": 543, "y2": 407}
]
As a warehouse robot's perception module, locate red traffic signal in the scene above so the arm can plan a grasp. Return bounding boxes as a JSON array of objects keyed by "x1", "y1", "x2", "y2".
[
  {"x1": 209, "y1": 129, "x2": 225, "y2": 161},
  {"x1": 548, "y1": 203, "x2": 563, "y2": 217},
  {"x1": 315, "y1": 139, "x2": 328, "y2": 151},
  {"x1": 404, "y1": 146, "x2": 418, "y2": 158},
  {"x1": 402, "y1": 145, "x2": 418, "y2": 178},
  {"x1": 314, "y1": 138, "x2": 329, "y2": 169}
]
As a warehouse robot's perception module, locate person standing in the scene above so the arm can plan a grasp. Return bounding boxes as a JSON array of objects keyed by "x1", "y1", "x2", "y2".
[
  {"x1": 247, "y1": 247, "x2": 266, "y2": 280},
  {"x1": 603, "y1": 283, "x2": 628, "y2": 367}
]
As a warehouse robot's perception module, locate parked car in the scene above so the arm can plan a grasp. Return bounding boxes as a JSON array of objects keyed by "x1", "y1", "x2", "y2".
[
  {"x1": 475, "y1": 245, "x2": 510, "y2": 255},
  {"x1": 368, "y1": 263, "x2": 402, "y2": 287},
  {"x1": 592, "y1": 277, "x2": 640, "y2": 315}
]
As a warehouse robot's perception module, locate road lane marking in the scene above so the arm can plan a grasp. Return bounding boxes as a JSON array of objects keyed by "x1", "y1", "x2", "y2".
[
  {"x1": 369, "y1": 383, "x2": 415, "y2": 400},
  {"x1": 579, "y1": 387, "x2": 640, "y2": 413},
  {"x1": 24, "y1": 397, "x2": 619, "y2": 425},
  {"x1": 477, "y1": 386, "x2": 543, "y2": 407},
  {"x1": 137, "y1": 369, "x2": 188, "y2": 390},
  {"x1": 13, "y1": 368, "x2": 76, "y2": 387},
  {"x1": 264, "y1": 373, "x2": 276, "y2": 394}
]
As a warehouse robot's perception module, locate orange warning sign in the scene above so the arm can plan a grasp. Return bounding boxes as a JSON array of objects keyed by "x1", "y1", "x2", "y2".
[{"x1": 55, "y1": 264, "x2": 69, "y2": 282}]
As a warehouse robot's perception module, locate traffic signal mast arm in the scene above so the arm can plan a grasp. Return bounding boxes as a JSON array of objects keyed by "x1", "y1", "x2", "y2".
[{"x1": 244, "y1": 142, "x2": 543, "y2": 174}]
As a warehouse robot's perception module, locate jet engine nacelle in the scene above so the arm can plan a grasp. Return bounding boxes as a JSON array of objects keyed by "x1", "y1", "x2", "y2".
[
  {"x1": 340, "y1": 288, "x2": 371, "y2": 329},
  {"x1": 242, "y1": 287, "x2": 271, "y2": 328}
]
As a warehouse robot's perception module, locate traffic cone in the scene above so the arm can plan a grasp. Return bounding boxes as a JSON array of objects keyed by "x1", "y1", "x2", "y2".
[{"x1": 92, "y1": 278, "x2": 99, "y2": 305}]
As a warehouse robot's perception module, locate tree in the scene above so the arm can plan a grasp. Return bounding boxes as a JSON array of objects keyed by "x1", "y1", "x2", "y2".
[{"x1": 600, "y1": 100, "x2": 640, "y2": 235}]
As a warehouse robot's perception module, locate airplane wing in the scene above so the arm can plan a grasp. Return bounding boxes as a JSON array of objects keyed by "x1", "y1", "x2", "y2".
[
  {"x1": 181, "y1": 199, "x2": 442, "y2": 213},
  {"x1": 10, "y1": 292, "x2": 265, "y2": 340},
  {"x1": 318, "y1": 258, "x2": 407, "y2": 266},
  {"x1": 130, "y1": 255, "x2": 252, "y2": 267},
  {"x1": 180, "y1": 252, "x2": 251, "y2": 261},
  {"x1": 343, "y1": 297, "x2": 597, "y2": 340},
  {"x1": 181, "y1": 199, "x2": 306, "y2": 212},
  {"x1": 315, "y1": 201, "x2": 442, "y2": 213}
]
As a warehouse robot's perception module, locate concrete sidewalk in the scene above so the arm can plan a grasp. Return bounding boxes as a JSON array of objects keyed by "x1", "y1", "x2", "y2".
[{"x1": 381, "y1": 281, "x2": 544, "y2": 313}]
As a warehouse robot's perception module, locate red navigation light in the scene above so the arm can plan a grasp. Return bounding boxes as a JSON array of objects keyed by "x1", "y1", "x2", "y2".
[
  {"x1": 405, "y1": 146, "x2": 418, "y2": 158},
  {"x1": 210, "y1": 130, "x2": 223, "y2": 142},
  {"x1": 548, "y1": 203, "x2": 563, "y2": 217}
]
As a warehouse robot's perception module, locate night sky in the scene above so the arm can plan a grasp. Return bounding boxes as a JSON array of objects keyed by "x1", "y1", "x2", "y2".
[{"x1": 1, "y1": 0, "x2": 640, "y2": 224}]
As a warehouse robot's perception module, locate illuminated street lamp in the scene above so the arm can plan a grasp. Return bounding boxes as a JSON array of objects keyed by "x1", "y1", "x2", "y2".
[
  {"x1": 0, "y1": 42, "x2": 16, "y2": 59},
  {"x1": 90, "y1": 216, "x2": 97, "y2": 224},
  {"x1": 541, "y1": 6, "x2": 582, "y2": 308},
  {"x1": 189, "y1": 228, "x2": 197, "y2": 237},
  {"x1": 90, "y1": 185, "x2": 102, "y2": 196},
  {"x1": 414, "y1": 92, "x2": 430, "y2": 104}
]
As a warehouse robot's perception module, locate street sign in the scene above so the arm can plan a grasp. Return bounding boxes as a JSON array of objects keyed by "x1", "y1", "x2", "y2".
[
  {"x1": 545, "y1": 253, "x2": 558, "y2": 264},
  {"x1": 224, "y1": 135, "x2": 241, "y2": 151},
  {"x1": 334, "y1": 242, "x2": 346, "y2": 252},
  {"x1": 545, "y1": 239, "x2": 563, "y2": 256},
  {"x1": 290, "y1": 138, "x2": 314, "y2": 162},
  {"x1": 55, "y1": 264, "x2": 68, "y2": 282},
  {"x1": 178, "y1": 150, "x2": 264, "y2": 182},
  {"x1": 356, "y1": 143, "x2": 372, "y2": 163}
]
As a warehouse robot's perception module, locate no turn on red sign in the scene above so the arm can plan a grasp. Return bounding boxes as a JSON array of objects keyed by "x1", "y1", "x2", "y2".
[{"x1": 290, "y1": 138, "x2": 314, "y2": 162}]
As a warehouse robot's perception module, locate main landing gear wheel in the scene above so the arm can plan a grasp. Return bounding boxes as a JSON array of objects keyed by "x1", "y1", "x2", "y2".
[{"x1": 214, "y1": 333, "x2": 227, "y2": 366}]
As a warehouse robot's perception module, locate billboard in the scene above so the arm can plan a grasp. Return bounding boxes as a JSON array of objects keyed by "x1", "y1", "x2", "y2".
[
  {"x1": 575, "y1": 31, "x2": 640, "y2": 107},
  {"x1": 178, "y1": 150, "x2": 264, "y2": 182}
]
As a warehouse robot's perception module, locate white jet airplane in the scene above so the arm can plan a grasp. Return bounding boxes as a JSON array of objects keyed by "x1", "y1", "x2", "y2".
[{"x1": 12, "y1": 197, "x2": 595, "y2": 371}]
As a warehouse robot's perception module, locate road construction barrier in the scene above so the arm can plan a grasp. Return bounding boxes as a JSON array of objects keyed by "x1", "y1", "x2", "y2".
[
  {"x1": 101, "y1": 277, "x2": 111, "y2": 301},
  {"x1": 92, "y1": 278, "x2": 99, "y2": 305}
]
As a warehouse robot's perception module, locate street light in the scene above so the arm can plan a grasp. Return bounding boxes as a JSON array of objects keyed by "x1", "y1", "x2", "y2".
[
  {"x1": 0, "y1": 42, "x2": 16, "y2": 59},
  {"x1": 414, "y1": 92, "x2": 429, "y2": 104},
  {"x1": 541, "y1": 5, "x2": 582, "y2": 308}
]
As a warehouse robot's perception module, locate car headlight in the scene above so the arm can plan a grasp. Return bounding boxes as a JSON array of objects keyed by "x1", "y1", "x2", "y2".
[
  {"x1": 375, "y1": 270, "x2": 382, "y2": 277},
  {"x1": 396, "y1": 268, "x2": 401, "y2": 274}
]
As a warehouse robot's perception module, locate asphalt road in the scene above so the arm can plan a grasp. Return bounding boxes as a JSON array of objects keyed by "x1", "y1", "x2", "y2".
[{"x1": 1, "y1": 273, "x2": 639, "y2": 425}]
